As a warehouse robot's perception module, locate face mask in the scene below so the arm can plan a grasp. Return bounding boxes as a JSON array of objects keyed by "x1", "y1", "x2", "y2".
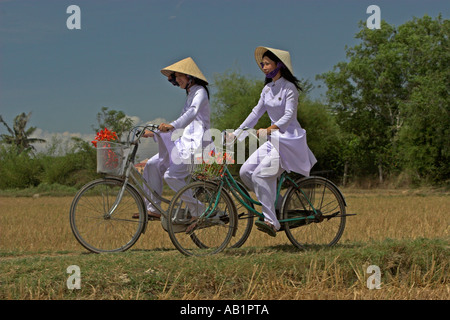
[
  {"x1": 261, "y1": 61, "x2": 285, "y2": 79},
  {"x1": 168, "y1": 73, "x2": 179, "y2": 86}
]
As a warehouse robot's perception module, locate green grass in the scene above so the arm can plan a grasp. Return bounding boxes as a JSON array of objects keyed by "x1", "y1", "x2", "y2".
[
  {"x1": 0, "y1": 183, "x2": 78, "y2": 197},
  {"x1": 1, "y1": 238, "x2": 448, "y2": 300},
  {"x1": 1, "y1": 189, "x2": 448, "y2": 300}
]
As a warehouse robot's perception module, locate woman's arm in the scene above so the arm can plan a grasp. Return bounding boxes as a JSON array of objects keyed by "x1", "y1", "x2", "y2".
[{"x1": 170, "y1": 88, "x2": 208, "y2": 130}]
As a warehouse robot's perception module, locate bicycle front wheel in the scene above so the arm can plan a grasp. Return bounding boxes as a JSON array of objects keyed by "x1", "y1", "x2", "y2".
[
  {"x1": 281, "y1": 176, "x2": 346, "y2": 249},
  {"x1": 166, "y1": 181, "x2": 237, "y2": 256},
  {"x1": 224, "y1": 180, "x2": 254, "y2": 248},
  {"x1": 69, "y1": 178, "x2": 146, "y2": 253}
]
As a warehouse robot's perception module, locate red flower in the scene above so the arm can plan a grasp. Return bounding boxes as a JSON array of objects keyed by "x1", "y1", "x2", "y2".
[
  {"x1": 91, "y1": 128, "x2": 118, "y2": 147},
  {"x1": 92, "y1": 128, "x2": 120, "y2": 171}
]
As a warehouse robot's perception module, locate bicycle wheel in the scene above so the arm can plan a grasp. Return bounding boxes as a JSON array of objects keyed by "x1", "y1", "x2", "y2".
[
  {"x1": 224, "y1": 180, "x2": 254, "y2": 248},
  {"x1": 281, "y1": 176, "x2": 346, "y2": 249},
  {"x1": 166, "y1": 181, "x2": 237, "y2": 256},
  {"x1": 70, "y1": 178, "x2": 146, "y2": 253}
]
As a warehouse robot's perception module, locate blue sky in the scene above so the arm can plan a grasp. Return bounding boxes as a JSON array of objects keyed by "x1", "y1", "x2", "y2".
[{"x1": 1, "y1": 0, "x2": 448, "y2": 157}]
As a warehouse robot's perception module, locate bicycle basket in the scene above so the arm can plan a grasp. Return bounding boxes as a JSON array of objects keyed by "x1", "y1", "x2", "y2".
[
  {"x1": 188, "y1": 151, "x2": 234, "y2": 181},
  {"x1": 96, "y1": 141, "x2": 130, "y2": 176}
]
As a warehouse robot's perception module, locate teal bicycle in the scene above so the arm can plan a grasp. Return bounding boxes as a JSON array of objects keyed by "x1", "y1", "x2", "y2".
[
  {"x1": 167, "y1": 129, "x2": 355, "y2": 255},
  {"x1": 69, "y1": 125, "x2": 238, "y2": 255}
]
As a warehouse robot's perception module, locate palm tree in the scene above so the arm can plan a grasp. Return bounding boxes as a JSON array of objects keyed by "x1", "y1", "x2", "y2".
[{"x1": 0, "y1": 112, "x2": 46, "y2": 154}]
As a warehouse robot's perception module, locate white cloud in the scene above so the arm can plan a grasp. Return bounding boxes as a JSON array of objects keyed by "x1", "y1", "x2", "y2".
[
  {"x1": 30, "y1": 128, "x2": 93, "y2": 155},
  {"x1": 127, "y1": 115, "x2": 142, "y2": 126},
  {"x1": 30, "y1": 117, "x2": 167, "y2": 161}
]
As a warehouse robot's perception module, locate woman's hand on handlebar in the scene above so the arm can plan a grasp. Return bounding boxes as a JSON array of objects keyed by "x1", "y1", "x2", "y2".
[
  {"x1": 142, "y1": 130, "x2": 154, "y2": 138},
  {"x1": 257, "y1": 125, "x2": 279, "y2": 137},
  {"x1": 141, "y1": 123, "x2": 173, "y2": 137},
  {"x1": 158, "y1": 123, "x2": 174, "y2": 132}
]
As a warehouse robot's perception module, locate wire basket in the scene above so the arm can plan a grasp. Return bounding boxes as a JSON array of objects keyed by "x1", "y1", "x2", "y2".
[
  {"x1": 188, "y1": 151, "x2": 234, "y2": 181},
  {"x1": 96, "y1": 141, "x2": 130, "y2": 176}
]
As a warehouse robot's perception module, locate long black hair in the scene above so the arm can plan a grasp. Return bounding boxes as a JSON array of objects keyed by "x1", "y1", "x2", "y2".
[
  {"x1": 262, "y1": 50, "x2": 302, "y2": 91},
  {"x1": 191, "y1": 77, "x2": 210, "y2": 100}
]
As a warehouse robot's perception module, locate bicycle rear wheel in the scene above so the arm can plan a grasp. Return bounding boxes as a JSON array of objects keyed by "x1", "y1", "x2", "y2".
[
  {"x1": 166, "y1": 181, "x2": 237, "y2": 256},
  {"x1": 69, "y1": 178, "x2": 146, "y2": 253},
  {"x1": 281, "y1": 176, "x2": 346, "y2": 249}
]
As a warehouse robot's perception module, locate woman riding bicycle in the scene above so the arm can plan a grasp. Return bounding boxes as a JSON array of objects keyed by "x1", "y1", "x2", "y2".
[
  {"x1": 233, "y1": 46, "x2": 317, "y2": 236},
  {"x1": 138, "y1": 57, "x2": 213, "y2": 222}
]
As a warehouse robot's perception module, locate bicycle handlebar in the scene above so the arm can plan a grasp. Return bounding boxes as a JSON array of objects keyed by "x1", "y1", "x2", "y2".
[
  {"x1": 127, "y1": 124, "x2": 160, "y2": 145},
  {"x1": 122, "y1": 124, "x2": 161, "y2": 165},
  {"x1": 222, "y1": 127, "x2": 259, "y2": 146}
]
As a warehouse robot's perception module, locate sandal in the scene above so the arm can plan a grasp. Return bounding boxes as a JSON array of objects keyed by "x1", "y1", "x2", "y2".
[{"x1": 255, "y1": 220, "x2": 277, "y2": 237}]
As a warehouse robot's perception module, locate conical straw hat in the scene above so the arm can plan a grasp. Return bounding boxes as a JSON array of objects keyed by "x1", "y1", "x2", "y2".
[
  {"x1": 160, "y1": 57, "x2": 208, "y2": 84},
  {"x1": 254, "y1": 46, "x2": 294, "y2": 75}
]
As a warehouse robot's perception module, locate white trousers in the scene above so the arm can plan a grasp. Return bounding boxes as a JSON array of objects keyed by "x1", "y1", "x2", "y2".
[
  {"x1": 239, "y1": 141, "x2": 284, "y2": 230},
  {"x1": 143, "y1": 134, "x2": 202, "y2": 217}
]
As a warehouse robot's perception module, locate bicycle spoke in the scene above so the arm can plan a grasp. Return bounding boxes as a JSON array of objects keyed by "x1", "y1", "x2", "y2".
[
  {"x1": 283, "y1": 177, "x2": 346, "y2": 249},
  {"x1": 167, "y1": 181, "x2": 237, "y2": 256},
  {"x1": 70, "y1": 179, "x2": 145, "y2": 253}
]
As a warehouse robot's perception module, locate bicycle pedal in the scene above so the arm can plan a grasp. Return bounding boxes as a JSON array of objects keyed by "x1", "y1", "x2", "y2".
[{"x1": 147, "y1": 214, "x2": 161, "y2": 221}]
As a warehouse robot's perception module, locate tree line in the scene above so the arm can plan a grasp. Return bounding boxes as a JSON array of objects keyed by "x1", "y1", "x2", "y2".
[
  {"x1": 0, "y1": 15, "x2": 448, "y2": 190},
  {"x1": 0, "y1": 108, "x2": 131, "y2": 190}
]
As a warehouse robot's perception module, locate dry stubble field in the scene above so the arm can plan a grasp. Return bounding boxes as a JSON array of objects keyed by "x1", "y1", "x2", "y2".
[{"x1": 0, "y1": 188, "x2": 449, "y2": 300}]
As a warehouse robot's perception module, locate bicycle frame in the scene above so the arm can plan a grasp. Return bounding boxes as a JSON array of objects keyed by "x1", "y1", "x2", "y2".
[
  {"x1": 213, "y1": 165, "x2": 320, "y2": 225},
  {"x1": 103, "y1": 125, "x2": 171, "y2": 220},
  {"x1": 208, "y1": 128, "x2": 320, "y2": 223}
]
